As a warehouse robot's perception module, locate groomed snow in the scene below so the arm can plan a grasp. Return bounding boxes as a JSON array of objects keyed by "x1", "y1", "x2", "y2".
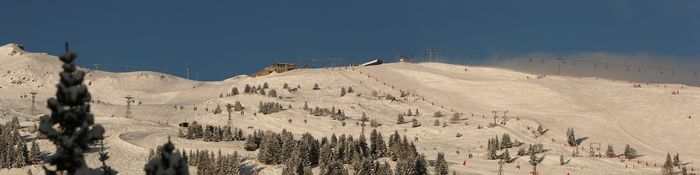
[{"x1": 0, "y1": 44, "x2": 697, "y2": 175}]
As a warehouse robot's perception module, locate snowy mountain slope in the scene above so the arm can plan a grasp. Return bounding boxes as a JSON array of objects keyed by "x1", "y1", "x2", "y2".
[{"x1": 0, "y1": 44, "x2": 698, "y2": 174}]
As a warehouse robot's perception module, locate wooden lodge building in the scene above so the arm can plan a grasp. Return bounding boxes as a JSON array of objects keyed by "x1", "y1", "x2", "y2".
[{"x1": 254, "y1": 62, "x2": 296, "y2": 77}]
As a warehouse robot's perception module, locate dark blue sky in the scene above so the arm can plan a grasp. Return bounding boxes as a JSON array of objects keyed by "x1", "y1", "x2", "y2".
[{"x1": 2, "y1": 0, "x2": 698, "y2": 80}]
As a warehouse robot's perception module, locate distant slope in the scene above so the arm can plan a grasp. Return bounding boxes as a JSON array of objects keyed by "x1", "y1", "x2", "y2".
[{"x1": 1, "y1": 43, "x2": 698, "y2": 175}]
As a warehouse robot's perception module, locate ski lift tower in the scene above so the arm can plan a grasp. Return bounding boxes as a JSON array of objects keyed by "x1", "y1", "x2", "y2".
[
  {"x1": 492, "y1": 110, "x2": 509, "y2": 125},
  {"x1": 125, "y1": 96, "x2": 134, "y2": 119},
  {"x1": 30, "y1": 92, "x2": 37, "y2": 115},
  {"x1": 226, "y1": 103, "x2": 233, "y2": 126},
  {"x1": 556, "y1": 57, "x2": 566, "y2": 75}
]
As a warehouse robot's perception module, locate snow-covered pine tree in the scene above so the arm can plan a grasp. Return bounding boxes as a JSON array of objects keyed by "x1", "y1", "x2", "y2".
[
  {"x1": 528, "y1": 152, "x2": 544, "y2": 175},
  {"x1": 259, "y1": 88, "x2": 266, "y2": 95},
  {"x1": 397, "y1": 114, "x2": 405, "y2": 124},
  {"x1": 450, "y1": 113, "x2": 460, "y2": 123},
  {"x1": 536, "y1": 125, "x2": 547, "y2": 135},
  {"x1": 269, "y1": 89, "x2": 277, "y2": 98},
  {"x1": 361, "y1": 112, "x2": 369, "y2": 122},
  {"x1": 222, "y1": 127, "x2": 232, "y2": 142},
  {"x1": 212, "y1": 104, "x2": 222, "y2": 115},
  {"x1": 435, "y1": 152, "x2": 449, "y2": 175},
  {"x1": 662, "y1": 153, "x2": 674, "y2": 175},
  {"x1": 232, "y1": 87, "x2": 239, "y2": 96},
  {"x1": 623, "y1": 144, "x2": 636, "y2": 159},
  {"x1": 433, "y1": 111, "x2": 442, "y2": 118},
  {"x1": 501, "y1": 133, "x2": 513, "y2": 149},
  {"x1": 605, "y1": 144, "x2": 615, "y2": 157},
  {"x1": 39, "y1": 43, "x2": 106, "y2": 174},
  {"x1": 566, "y1": 128, "x2": 576, "y2": 146},
  {"x1": 29, "y1": 141, "x2": 41, "y2": 164},
  {"x1": 144, "y1": 137, "x2": 189, "y2": 175},
  {"x1": 98, "y1": 140, "x2": 118, "y2": 175},
  {"x1": 13, "y1": 144, "x2": 27, "y2": 168},
  {"x1": 411, "y1": 118, "x2": 421, "y2": 127},
  {"x1": 245, "y1": 134, "x2": 259, "y2": 151},
  {"x1": 243, "y1": 84, "x2": 250, "y2": 93},
  {"x1": 673, "y1": 153, "x2": 680, "y2": 167},
  {"x1": 412, "y1": 154, "x2": 428, "y2": 175}
]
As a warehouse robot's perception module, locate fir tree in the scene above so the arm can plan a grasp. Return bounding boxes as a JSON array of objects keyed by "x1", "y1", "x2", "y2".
[
  {"x1": 14, "y1": 145, "x2": 27, "y2": 168},
  {"x1": 501, "y1": 133, "x2": 512, "y2": 149},
  {"x1": 411, "y1": 154, "x2": 428, "y2": 175},
  {"x1": 411, "y1": 118, "x2": 420, "y2": 128},
  {"x1": 244, "y1": 134, "x2": 259, "y2": 151},
  {"x1": 673, "y1": 153, "x2": 680, "y2": 167},
  {"x1": 269, "y1": 89, "x2": 277, "y2": 98},
  {"x1": 623, "y1": 144, "x2": 636, "y2": 159},
  {"x1": 39, "y1": 43, "x2": 106, "y2": 174},
  {"x1": 340, "y1": 87, "x2": 346, "y2": 97},
  {"x1": 29, "y1": 141, "x2": 41, "y2": 164},
  {"x1": 98, "y1": 140, "x2": 118, "y2": 175},
  {"x1": 605, "y1": 144, "x2": 615, "y2": 157},
  {"x1": 231, "y1": 87, "x2": 239, "y2": 96},
  {"x1": 566, "y1": 128, "x2": 576, "y2": 146},
  {"x1": 144, "y1": 137, "x2": 189, "y2": 175},
  {"x1": 435, "y1": 152, "x2": 449, "y2": 175},
  {"x1": 397, "y1": 114, "x2": 405, "y2": 124},
  {"x1": 662, "y1": 153, "x2": 674, "y2": 175},
  {"x1": 244, "y1": 84, "x2": 252, "y2": 93}
]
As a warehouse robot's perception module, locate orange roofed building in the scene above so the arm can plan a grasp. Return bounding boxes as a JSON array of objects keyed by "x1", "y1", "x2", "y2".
[{"x1": 254, "y1": 62, "x2": 296, "y2": 77}]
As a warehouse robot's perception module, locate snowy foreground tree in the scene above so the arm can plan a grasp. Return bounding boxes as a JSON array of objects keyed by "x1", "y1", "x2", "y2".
[
  {"x1": 144, "y1": 137, "x2": 189, "y2": 175},
  {"x1": 39, "y1": 43, "x2": 108, "y2": 174}
]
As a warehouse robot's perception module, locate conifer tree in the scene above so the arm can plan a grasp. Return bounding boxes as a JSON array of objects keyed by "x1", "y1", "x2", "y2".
[
  {"x1": 144, "y1": 137, "x2": 189, "y2": 175},
  {"x1": 435, "y1": 152, "x2": 449, "y2": 175},
  {"x1": 244, "y1": 134, "x2": 259, "y2": 151},
  {"x1": 98, "y1": 140, "x2": 118, "y2": 175},
  {"x1": 566, "y1": 128, "x2": 576, "y2": 146},
  {"x1": 605, "y1": 144, "x2": 615, "y2": 157},
  {"x1": 244, "y1": 84, "x2": 252, "y2": 93},
  {"x1": 231, "y1": 87, "x2": 239, "y2": 96},
  {"x1": 623, "y1": 144, "x2": 636, "y2": 159},
  {"x1": 14, "y1": 145, "x2": 27, "y2": 168},
  {"x1": 378, "y1": 161, "x2": 392, "y2": 175},
  {"x1": 411, "y1": 118, "x2": 420, "y2": 127},
  {"x1": 529, "y1": 152, "x2": 544, "y2": 175},
  {"x1": 501, "y1": 133, "x2": 512, "y2": 149},
  {"x1": 673, "y1": 153, "x2": 680, "y2": 167},
  {"x1": 340, "y1": 87, "x2": 346, "y2": 97},
  {"x1": 397, "y1": 114, "x2": 405, "y2": 124},
  {"x1": 662, "y1": 153, "x2": 674, "y2": 175},
  {"x1": 412, "y1": 154, "x2": 428, "y2": 175},
  {"x1": 269, "y1": 89, "x2": 277, "y2": 98},
  {"x1": 39, "y1": 43, "x2": 106, "y2": 174},
  {"x1": 29, "y1": 141, "x2": 41, "y2": 164}
]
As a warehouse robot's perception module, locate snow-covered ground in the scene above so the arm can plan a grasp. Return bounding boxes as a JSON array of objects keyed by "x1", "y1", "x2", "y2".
[{"x1": 0, "y1": 43, "x2": 698, "y2": 175}]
